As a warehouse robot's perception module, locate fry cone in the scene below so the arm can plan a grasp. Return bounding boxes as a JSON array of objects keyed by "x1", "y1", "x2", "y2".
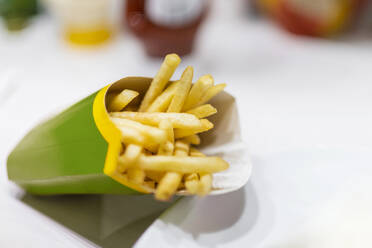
[{"x1": 7, "y1": 77, "x2": 155, "y2": 195}]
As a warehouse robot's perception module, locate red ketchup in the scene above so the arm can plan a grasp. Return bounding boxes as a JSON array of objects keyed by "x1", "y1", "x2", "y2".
[{"x1": 125, "y1": 0, "x2": 209, "y2": 57}]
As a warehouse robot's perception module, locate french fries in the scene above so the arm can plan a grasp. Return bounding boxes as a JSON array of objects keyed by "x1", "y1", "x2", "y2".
[
  {"x1": 146, "y1": 81, "x2": 180, "y2": 112},
  {"x1": 139, "y1": 54, "x2": 181, "y2": 112},
  {"x1": 137, "y1": 156, "x2": 228, "y2": 174},
  {"x1": 198, "y1": 173, "x2": 213, "y2": 196},
  {"x1": 196, "y1": 83, "x2": 226, "y2": 107},
  {"x1": 155, "y1": 140, "x2": 188, "y2": 201},
  {"x1": 111, "y1": 118, "x2": 167, "y2": 145},
  {"x1": 183, "y1": 74, "x2": 214, "y2": 111},
  {"x1": 110, "y1": 112, "x2": 201, "y2": 130},
  {"x1": 186, "y1": 104, "x2": 217, "y2": 119},
  {"x1": 108, "y1": 89, "x2": 139, "y2": 112},
  {"x1": 184, "y1": 172, "x2": 199, "y2": 194},
  {"x1": 174, "y1": 119, "x2": 214, "y2": 139},
  {"x1": 167, "y1": 66, "x2": 193, "y2": 113},
  {"x1": 181, "y1": 134, "x2": 200, "y2": 145},
  {"x1": 189, "y1": 148, "x2": 213, "y2": 196},
  {"x1": 107, "y1": 53, "x2": 228, "y2": 200}
]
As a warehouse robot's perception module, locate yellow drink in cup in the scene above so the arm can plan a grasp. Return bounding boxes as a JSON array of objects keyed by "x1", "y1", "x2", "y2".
[{"x1": 47, "y1": 0, "x2": 113, "y2": 46}]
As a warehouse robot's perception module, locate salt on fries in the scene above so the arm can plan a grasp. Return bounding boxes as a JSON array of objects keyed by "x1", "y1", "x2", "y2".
[{"x1": 108, "y1": 53, "x2": 228, "y2": 201}]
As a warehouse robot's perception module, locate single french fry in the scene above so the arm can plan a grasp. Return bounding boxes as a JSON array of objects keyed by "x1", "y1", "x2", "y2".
[
  {"x1": 174, "y1": 119, "x2": 213, "y2": 139},
  {"x1": 157, "y1": 120, "x2": 174, "y2": 155},
  {"x1": 182, "y1": 74, "x2": 214, "y2": 111},
  {"x1": 195, "y1": 83, "x2": 226, "y2": 107},
  {"x1": 127, "y1": 168, "x2": 145, "y2": 185},
  {"x1": 116, "y1": 126, "x2": 157, "y2": 153},
  {"x1": 155, "y1": 172, "x2": 182, "y2": 201},
  {"x1": 158, "y1": 120, "x2": 174, "y2": 143},
  {"x1": 139, "y1": 54, "x2": 181, "y2": 111},
  {"x1": 117, "y1": 126, "x2": 145, "y2": 146},
  {"x1": 108, "y1": 89, "x2": 139, "y2": 112},
  {"x1": 111, "y1": 118, "x2": 167, "y2": 145},
  {"x1": 189, "y1": 147, "x2": 205, "y2": 157},
  {"x1": 138, "y1": 155, "x2": 228, "y2": 174},
  {"x1": 188, "y1": 148, "x2": 212, "y2": 196},
  {"x1": 157, "y1": 141, "x2": 174, "y2": 155},
  {"x1": 117, "y1": 144, "x2": 142, "y2": 172},
  {"x1": 155, "y1": 140, "x2": 189, "y2": 201},
  {"x1": 181, "y1": 134, "x2": 200, "y2": 145},
  {"x1": 186, "y1": 104, "x2": 217, "y2": 119},
  {"x1": 124, "y1": 144, "x2": 142, "y2": 164},
  {"x1": 146, "y1": 81, "x2": 180, "y2": 112},
  {"x1": 182, "y1": 140, "x2": 200, "y2": 194},
  {"x1": 174, "y1": 140, "x2": 190, "y2": 156},
  {"x1": 198, "y1": 173, "x2": 213, "y2": 196},
  {"x1": 117, "y1": 155, "x2": 127, "y2": 173},
  {"x1": 193, "y1": 158, "x2": 213, "y2": 196},
  {"x1": 110, "y1": 112, "x2": 201, "y2": 130},
  {"x1": 184, "y1": 173, "x2": 199, "y2": 194},
  {"x1": 167, "y1": 66, "x2": 193, "y2": 113}
]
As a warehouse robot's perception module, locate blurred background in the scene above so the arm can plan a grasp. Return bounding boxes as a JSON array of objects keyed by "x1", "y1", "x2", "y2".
[
  {"x1": 2, "y1": 0, "x2": 372, "y2": 247},
  {"x1": 2, "y1": 0, "x2": 372, "y2": 146}
]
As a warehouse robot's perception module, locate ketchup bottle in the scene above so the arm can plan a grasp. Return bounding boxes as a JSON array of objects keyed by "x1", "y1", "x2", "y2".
[{"x1": 125, "y1": 0, "x2": 209, "y2": 57}]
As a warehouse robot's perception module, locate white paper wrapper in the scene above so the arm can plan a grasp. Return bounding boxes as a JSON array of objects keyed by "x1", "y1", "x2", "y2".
[{"x1": 108, "y1": 77, "x2": 252, "y2": 195}]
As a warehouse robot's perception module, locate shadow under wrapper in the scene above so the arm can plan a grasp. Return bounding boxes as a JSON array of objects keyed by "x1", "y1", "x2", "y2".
[
  {"x1": 158, "y1": 185, "x2": 259, "y2": 245},
  {"x1": 21, "y1": 193, "x2": 178, "y2": 247}
]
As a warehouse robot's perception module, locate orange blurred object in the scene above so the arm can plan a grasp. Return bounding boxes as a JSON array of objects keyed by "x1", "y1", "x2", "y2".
[
  {"x1": 125, "y1": 0, "x2": 209, "y2": 57},
  {"x1": 258, "y1": 0, "x2": 366, "y2": 37}
]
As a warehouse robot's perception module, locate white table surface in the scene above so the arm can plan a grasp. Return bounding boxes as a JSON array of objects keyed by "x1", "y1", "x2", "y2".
[{"x1": 1, "y1": 1, "x2": 372, "y2": 247}]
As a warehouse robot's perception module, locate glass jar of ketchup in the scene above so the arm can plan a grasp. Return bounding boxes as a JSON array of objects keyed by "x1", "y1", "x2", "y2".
[{"x1": 125, "y1": 0, "x2": 209, "y2": 57}]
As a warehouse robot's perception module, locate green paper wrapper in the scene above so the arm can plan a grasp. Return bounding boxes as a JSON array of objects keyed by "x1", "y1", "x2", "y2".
[{"x1": 7, "y1": 77, "x2": 155, "y2": 195}]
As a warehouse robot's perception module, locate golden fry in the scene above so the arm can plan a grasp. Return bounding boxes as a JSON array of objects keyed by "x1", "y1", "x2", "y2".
[
  {"x1": 111, "y1": 117, "x2": 167, "y2": 145},
  {"x1": 124, "y1": 144, "x2": 142, "y2": 164},
  {"x1": 108, "y1": 89, "x2": 139, "y2": 112},
  {"x1": 198, "y1": 173, "x2": 213, "y2": 196},
  {"x1": 158, "y1": 119, "x2": 174, "y2": 143},
  {"x1": 155, "y1": 140, "x2": 189, "y2": 201},
  {"x1": 196, "y1": 83, "x2": 226, "y2": 107},
  {"x1": 157, "y1": 120, "x2": 174, "y2": 155},
  {"x1": 138, "y1": 155, "x2": 228, "y2": 174},
  {"x1": 155, "y1": 172, "x2": 182, "y2": 201},
  {"x1": 127, "y1": 168, "x2": 145, "y2": 185},
  {"x1": 117, "y1": 126, "x2": 145, "y2": 145},
  {"x1": 117, "y1": 144, "x2": 142, "y2": 172},
  {"x1": 167, "y1": 66, "x2": 193, "y2": 113},
  {"x1": 110, "y1": 112, "x2": 201, "y2": 130},
  {"x1": 174, "y1": 119, "x2": 213, "y2": 139},
  {"x1": 139, "y1": 54, "x2": 181, "y2": 111},
  {"x1": 189, "y1": 147, "x2": 205, "y2": 157},
  {"x1": 189, "y1": 148, "x2": 212, "y2": 195},
  {"x1": 184, "y1": 173, "x2": 199, "y2": 194},
  {"x1": 117, "y1": 126, "x2": 157, "y2": 152},
  {"x1": 183, "y1": 74, "x2": 214, "y2": 111},
  {"x1": 146, "y1": 81, "x2": 179, "y2": 112},
  {"x1": 186, "y1": 104, "x2": 217, "y2": 119},
  {"x1": 157, "y1": 141, "x2": 174, "y2": 155},
  {"x1": 181, "y1": 134, "x2": 200, "y2": 145}
]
